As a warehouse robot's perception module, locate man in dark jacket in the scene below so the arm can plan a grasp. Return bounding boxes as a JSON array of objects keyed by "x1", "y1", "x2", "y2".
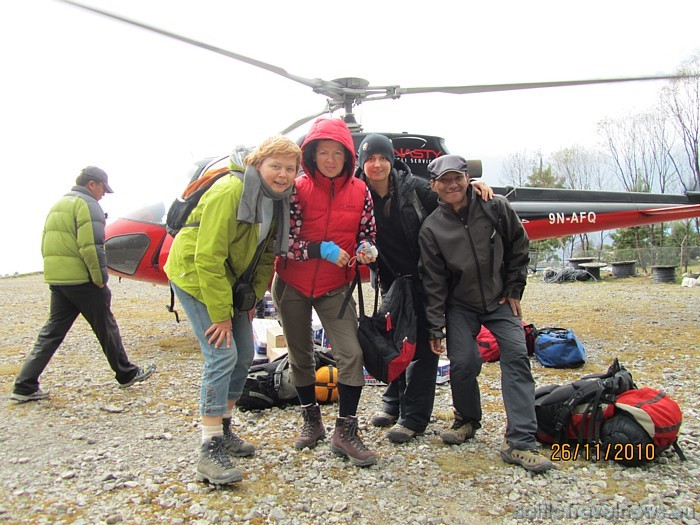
[
  {"x1": 418, "y1": 155, "x2": 552, "y2": 473},
  {"x1": 11, "y1": 167, "x2": 155, "y2": 402}
]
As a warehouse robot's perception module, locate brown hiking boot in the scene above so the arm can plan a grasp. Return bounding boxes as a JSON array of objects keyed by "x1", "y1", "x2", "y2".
[
  {"x1": 294, "y1": 404, "x2": 326, "y2": 450},
  {"x1": 441, "y1": 414, "x2": 478, "y2": 444},
  {"x1": 330, "y1": 416, "x2": 378, "y2": 467},
  {"x1": 500, "y1": 440, "x2": 554, "y2": 473}
]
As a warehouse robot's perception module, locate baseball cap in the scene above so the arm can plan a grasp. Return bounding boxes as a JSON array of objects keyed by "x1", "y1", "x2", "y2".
[{"x1": 79, "y1": 166, "x2": 114, "y2": 193}]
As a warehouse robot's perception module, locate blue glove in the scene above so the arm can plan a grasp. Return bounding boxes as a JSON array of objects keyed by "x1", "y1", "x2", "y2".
[{"x1": 320, "y1": 241, "x2": 340, "y2": 263}]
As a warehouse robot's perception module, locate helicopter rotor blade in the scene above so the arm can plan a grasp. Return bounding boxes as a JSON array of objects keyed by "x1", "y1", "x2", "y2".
[
  {"x1": 55, "y1": 0, "x2": 340, "y2": 92},
  {"x1": 279, "y1": 103, "x2": 346, "y2": 135},
  {"x1": 394, "y1": 74, "x2": 696, "y2": 96}
]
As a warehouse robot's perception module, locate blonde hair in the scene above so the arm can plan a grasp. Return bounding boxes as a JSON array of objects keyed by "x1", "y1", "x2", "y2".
[{"x1": 244, "y1": 136, "x2": 302, "y2": 170}]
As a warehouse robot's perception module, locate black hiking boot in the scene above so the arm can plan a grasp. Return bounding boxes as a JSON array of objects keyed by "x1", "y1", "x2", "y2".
[
  {"x1": 294, "y1": 404, "x2": 326, "y2": 450},
  {"x1": 222, "y1": 418, "x2": 255, "y2": 457},
  {"x1": 330, "y1": 416, "x2": 378, "y2": 467}
]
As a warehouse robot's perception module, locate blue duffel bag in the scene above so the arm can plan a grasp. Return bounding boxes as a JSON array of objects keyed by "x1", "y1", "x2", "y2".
[{"x1": 534, "y1": 327, "x2": 586, "y2": 368}]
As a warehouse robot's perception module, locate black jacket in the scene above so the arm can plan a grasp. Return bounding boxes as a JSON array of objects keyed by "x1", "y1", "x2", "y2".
[
  {"x1": 357, "y1": 158, "x2": 437, "y2": 290},
  {"x1": 418, "y1": 186, "x2": 529, "y2": 338}
]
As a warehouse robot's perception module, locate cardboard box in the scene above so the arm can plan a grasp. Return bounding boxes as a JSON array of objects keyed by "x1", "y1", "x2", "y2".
[
  {"x1": 267, "y1": 325, "x2": 286, "y2": 349},
  {"x1": 267, "y1": 346, "x2": 288, "y2": 362},
  {"x1": 436, "y1": 359, "x2": 451, "y2": 384},
  {"x1": 252, "y1": 318, "x2": 281, "y2": 354}
]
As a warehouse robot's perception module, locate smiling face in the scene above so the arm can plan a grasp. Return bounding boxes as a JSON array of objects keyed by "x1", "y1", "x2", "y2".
[
  {"x1": 257, "y1": 154, "x2": 298, "y2": 192},
  {"x1": 363, "y1": 153, "x2": 392, "y2": 192},
  {"x1": 314, "y1": 140, "x2": 346, "y2": 179},
  {"x1": 430, "y1": 171, "x2": 470, "y2": 212}
]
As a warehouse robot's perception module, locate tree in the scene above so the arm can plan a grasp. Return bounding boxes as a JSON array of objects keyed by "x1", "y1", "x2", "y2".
[
  {"x1": 550, "y1": 145, "x2": 607, "y2": 191},
  {"x1": 500, "y1": 149, "x2": 536, "y2": 187},
  {"x1": 526, "y1": 152, "x2": 564, "y2": 188},
  {"x1": 661, "y1": 51, "x2": 700, "y2": 192}
]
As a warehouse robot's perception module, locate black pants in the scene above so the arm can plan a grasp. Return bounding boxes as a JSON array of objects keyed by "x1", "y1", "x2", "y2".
[
  {"x1": 13, "y1": 284, "x2": 138, "y2": 394},
  {"x1": 379, "y1": 286, "x2": 438, "y2": 433}
]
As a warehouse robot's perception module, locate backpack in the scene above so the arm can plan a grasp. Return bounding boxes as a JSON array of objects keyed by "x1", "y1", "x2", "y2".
[
  {"x1": 600, "y1": 387, "x2": 684, "y2": 466},
  {"x1": 165, "y1": 167, "x2": 232, "y2": 237},
  {"x1": 477, "y1": 325, "x2": 500, "y2": 362},
  {"x1": 237, "y1": 348, "x2": 336, "y2": 411},
  {"x1": 534, "y1": 327, "x2": 586, "y2": 368},
  {"x1": 477, "y1": 322, "x2": 537, "y2": 362},
  {"x1": 535, "y1": 359, "x2": 634, "y2": 445},
  {"x1": 356, "y1": 272, "x2": 417, "y2": 384}
]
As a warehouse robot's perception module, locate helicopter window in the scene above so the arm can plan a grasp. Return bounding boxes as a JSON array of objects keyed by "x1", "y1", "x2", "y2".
[{"x1": 105, "y1": 234, "x2": 150, "y2": 275}]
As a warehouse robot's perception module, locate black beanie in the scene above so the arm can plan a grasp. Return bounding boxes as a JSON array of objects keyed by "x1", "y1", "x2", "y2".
[{"x1": 358, "y1": 134, "x2": 395, "y2": 170}]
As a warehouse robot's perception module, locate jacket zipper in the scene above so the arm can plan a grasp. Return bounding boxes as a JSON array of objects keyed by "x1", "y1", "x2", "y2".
[
  {"x1": 463, "y1": 215, "x2": 489, "y2": 313},
  {"x1": 310, "y1": 177, "x2": 336, "y2": 297}
]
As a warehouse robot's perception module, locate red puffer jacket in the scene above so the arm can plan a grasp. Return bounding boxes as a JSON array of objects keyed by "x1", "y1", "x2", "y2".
[{"x1": 276, "y1": 118, "x2": 375, "y2": 297}]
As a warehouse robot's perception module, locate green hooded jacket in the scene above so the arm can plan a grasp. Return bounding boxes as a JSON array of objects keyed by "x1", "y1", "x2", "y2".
[
  {"x1": 42, "y1": 185, "x2": 109, "y2": 286},
  {"x1": 164, "y1": 174, "x2": 276, "y2": 323}
]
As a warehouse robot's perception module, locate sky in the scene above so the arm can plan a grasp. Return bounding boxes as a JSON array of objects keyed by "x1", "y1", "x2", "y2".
[{"x1": 1, "y1": 0, "x2": 698, "y2": 275}]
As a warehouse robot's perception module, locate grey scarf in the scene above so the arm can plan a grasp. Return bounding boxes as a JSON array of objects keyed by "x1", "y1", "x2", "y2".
[{"x1": 236, "y1": 165, "x2": 293, "y2": 255}]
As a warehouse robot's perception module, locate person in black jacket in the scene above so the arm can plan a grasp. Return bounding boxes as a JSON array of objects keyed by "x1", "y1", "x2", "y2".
[
  {"x1": 356, "y1": 135, "x2": 492, "y2": 443},
  {"x1": 418, "y1": 154, "x2": 553, "y2": 473}
]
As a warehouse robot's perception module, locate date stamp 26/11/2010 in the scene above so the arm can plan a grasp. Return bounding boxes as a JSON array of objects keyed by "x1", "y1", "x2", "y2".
[{"x1": 550, "y1": 442, "x2": 656, "y2": 462}]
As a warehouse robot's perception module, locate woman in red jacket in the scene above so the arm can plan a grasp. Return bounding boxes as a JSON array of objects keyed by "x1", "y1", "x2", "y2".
[{"x1": 273, "y1": 118, "x2": 378, "y2": 467}]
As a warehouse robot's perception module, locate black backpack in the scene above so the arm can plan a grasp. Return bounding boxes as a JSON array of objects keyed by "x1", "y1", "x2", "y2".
[
  {"x1": 534, "y1": 358, "x2": 635, "y2": 445},
  {"x1": 237, "y1": 348, "x2": 336, "y2": 411}
]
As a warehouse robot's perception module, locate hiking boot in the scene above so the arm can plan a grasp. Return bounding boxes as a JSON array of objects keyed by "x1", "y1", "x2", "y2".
[
  {"x1": 222, "y1": 418, "x2": 255, "y2": 457},
  {"x1": 370, "y1": 411, "x2": 398, "y2": 428},
  {"x1": 119, "y1": 364, "x2": 157, "y2": 388},
  {"x1": 441, "y1": 415, "x2": 478, "y2": 445},
  {"x1": 330, "y1": 416, "x2": 378, "y2": 467},
  {"x1": 196, "y1": 436, "x2": 243, "y2": 484},
  {"x1": 500, "y1": 440, "x2": 554, "y2": 473},
  {"x1": 386, "y1": 424, "x2": 417, "y2": 443},
  {"x1": 294, "y1": 404, "x2": 326, "y2": 450},
  {"x1": 10, "y1": 388, "x2": 49, "y2": 403}
]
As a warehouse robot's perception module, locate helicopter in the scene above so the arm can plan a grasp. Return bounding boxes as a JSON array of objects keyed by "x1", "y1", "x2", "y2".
[{"x1": 56, "y1": 0, "x2": 700, "y2": 286}]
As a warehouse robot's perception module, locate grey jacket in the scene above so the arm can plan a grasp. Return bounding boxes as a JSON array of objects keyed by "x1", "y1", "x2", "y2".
[{"x1": 418, "y1": 187, "x2": 529, "y2": 338}]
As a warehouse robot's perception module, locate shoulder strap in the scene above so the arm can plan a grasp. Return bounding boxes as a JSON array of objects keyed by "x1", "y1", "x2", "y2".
[
  {"x1": 408, "y1": 189, "x2": 427, "y2": 222},
  {"x1": 477, "y1": 197, "x2": 506, "y2": 238},
  {"x1": 338, "y1": 266, "x2": 362, "y2": 319},
  {"x1": 166, "y1": 282, "x2": 180, "y2": 323},
  {"x1": 227, "y1": 227, "x2": 273, "y2": 283}
]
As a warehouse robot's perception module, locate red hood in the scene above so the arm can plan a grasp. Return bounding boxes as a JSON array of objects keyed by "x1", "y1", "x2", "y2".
[{"x1": 301, "y1": 118, "x2": 356, "y2": 181}]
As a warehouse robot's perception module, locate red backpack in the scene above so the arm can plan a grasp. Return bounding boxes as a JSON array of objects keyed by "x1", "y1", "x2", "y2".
[
  {"x1": 477, "y1": 326, "x2": 500, "y2": 362},
  {"x1": 477, "y1": 322, "x2": 536, "y2": 363},
  {"x1": 611, "y1": 388, "x2": 683, "y2": 451}
]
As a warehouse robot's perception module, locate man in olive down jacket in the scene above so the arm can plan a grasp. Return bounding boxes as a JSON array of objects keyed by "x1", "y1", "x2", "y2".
[{"x1": 11, "y1": 167, "x2": 155, "y2": 402}]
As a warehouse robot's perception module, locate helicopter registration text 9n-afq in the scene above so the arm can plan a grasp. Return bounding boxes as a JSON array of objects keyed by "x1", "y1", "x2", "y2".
[{"x1": 549, "y1": 212, "x2": 597, "y2": 225}]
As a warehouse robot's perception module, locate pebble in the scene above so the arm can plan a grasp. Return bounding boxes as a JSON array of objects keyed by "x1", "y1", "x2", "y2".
[{"x1": 1, "y1": 274, "x2": 698, "y2": 524}]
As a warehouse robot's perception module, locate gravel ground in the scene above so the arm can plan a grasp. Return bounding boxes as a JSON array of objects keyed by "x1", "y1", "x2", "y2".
[{"x1": 0, "y1": 272, "x2": 699, "y2": 525}]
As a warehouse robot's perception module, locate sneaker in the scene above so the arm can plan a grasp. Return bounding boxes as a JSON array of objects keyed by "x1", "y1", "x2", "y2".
[
  {"x1": 222, "y1": 418, "x2": 255, "y2": 457},
  {"x1": 10, "y1": 389, "x2": 49, "y2": 403},
  {"x1": 386, "y1": 424, "x2": 417, "y2": 443},
  {"x1": 119, "y1": 364, "x2": 157, "y2": 389},
  {"x1": 441, "y1": 415, "x2": 477, "y2": 445},
  {"x1": 330, "y1": 416, "x2": 378, "y2": 467},
  {"x1": 196, "y1": 436, "x2": 243, "y2": 484},
  {"x1": 370, "y1": 412, "x2": 398, "y2": 428},
  {"x1": 294, "y1": 404, "x2": 326, "y2": 450},
  {"x1": 500, "y1": 441, "x2": 554, "y2": 473}
]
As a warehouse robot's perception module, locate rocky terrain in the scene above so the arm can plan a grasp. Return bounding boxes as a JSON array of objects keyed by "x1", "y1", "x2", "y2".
[{"x1": 0, "y1": 272, "x2": 698, "y2": 525}]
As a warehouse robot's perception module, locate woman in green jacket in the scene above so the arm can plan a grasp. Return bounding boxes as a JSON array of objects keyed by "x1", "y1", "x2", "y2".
[{"x1": 165, "y1": 136, "x2": 300, "y2": 485}]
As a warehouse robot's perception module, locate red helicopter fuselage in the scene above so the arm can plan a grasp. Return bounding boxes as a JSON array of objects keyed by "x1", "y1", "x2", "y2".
[{"x1": 104, "y1": 135, "x2": 700, "y2": 286}]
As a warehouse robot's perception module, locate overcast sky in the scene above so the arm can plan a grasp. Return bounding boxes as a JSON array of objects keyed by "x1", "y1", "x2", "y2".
[{"x1": 1, "y1": 0, "x2": 698, "y2": 275}]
